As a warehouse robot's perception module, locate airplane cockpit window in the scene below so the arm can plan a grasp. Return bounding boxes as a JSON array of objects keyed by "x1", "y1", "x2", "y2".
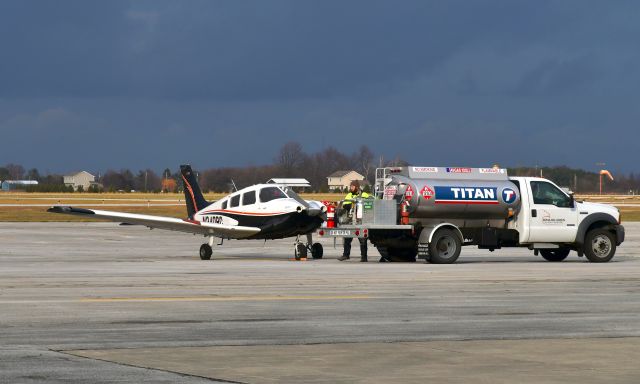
[
  {"x1": 243, "y1": 191, "x2": 256, "y2": 205},
  {"x1": 230, "y1": 194, "x2": 241, "y2": 208},
  {"x1": 259, "y1": 187, "x2": 288, "y2": 203},
  {"x1": 221, "y1": 200, "x2": 228, "y2": 210}
]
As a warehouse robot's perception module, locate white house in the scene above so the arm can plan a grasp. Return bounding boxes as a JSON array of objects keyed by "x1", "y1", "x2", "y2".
[
  {"x1": 64, "y1": 171, "x2": 96, "y2": 191},
  {"x1": 327, "y1": 170, "x2": 365, "y2": 192}
]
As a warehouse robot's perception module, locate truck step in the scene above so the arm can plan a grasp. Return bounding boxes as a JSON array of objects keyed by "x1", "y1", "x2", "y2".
[{"x1": 418, "y1": 243, "x2": 430, "y2": 259}]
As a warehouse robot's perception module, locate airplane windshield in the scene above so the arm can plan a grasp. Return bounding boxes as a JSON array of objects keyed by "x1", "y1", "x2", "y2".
[{"x1": 259, "y1": 187, "x2": 288, "y2": 203}]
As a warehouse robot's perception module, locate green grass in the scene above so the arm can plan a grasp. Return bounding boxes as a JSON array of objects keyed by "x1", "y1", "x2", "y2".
[{"x1": 0, "y1": 192, "x2": 343, "y2": 222}]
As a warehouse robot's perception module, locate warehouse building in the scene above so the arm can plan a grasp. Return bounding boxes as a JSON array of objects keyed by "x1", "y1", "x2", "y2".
[{"x1": 1, "y1": 180, "x2": 38, "y2": 191}]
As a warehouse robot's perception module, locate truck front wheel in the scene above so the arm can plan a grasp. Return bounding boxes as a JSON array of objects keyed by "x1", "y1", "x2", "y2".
[
  {"x1": 428, "y1": 229, "x2": 461, "y2": 264},
  {"x1": 540, "y1": 248, "x2": 570, "y2": 262},
  {"x1": 584, "y1": 229, "x2": 616, "y2": 263}
]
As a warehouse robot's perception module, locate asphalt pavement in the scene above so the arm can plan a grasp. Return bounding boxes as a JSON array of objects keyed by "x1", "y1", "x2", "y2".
[{"x1": 1, "y1": 222, "x2": 639, "y2": 383}]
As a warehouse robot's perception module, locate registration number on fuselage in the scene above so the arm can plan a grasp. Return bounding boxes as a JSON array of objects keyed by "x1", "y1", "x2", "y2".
[{"x1": 202, "y1": 215, "x2": 224, "y2": 224}]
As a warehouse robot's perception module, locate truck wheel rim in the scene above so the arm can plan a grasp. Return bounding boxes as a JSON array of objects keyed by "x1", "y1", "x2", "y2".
[
  {"x1": 437, "y1": 236, "x2": 455, "y2": 257},
  {"x1": 592, "y1": 235, "x2": 611, "y2": 257}
]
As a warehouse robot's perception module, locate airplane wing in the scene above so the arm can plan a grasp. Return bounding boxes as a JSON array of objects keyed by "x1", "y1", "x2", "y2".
[{"x1": 47, "y1": 206, "x2": 261, "y2": 239}]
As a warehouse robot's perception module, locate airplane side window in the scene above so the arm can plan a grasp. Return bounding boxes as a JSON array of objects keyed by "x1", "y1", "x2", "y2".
[
  {"x1": 243, "y1": 191, "x2": 256, "y2": 205},
  {"x1": 221, "y1": 200, "x2": 227, "y2": 210},
  {"x1": 259, "y1": 187, "x2": 287, "y2": 203},
  {"x1": 230, "y1": 194, "x2": 240, "y2": 208},
  {"x1": 531, "y1": 181, "x2": 571, "y2": 207}
]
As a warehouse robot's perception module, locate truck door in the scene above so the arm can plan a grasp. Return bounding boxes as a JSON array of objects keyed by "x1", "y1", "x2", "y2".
[{"x1": 526, "y1": 180, "x2": 578, "y2": 242}]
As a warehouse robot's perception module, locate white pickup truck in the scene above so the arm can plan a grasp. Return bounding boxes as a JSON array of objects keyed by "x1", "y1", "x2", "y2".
[{"x1": 318, "y1": 167, "x2": 625, "y2": 263}]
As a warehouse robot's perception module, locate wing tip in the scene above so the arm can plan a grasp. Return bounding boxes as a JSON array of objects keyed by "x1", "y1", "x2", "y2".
[{"x1": 47, "y1": 206, "x2": 96, "y2": 215}]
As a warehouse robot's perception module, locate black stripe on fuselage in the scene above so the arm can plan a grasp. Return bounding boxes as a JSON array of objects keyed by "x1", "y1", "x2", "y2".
[{"x1": 202, "y1": 211, "x2": 323, "y2": 240}]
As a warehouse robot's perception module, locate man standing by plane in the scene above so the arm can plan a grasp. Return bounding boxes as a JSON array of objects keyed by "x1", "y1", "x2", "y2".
[{"x1": 338, "y1": 180, "x2": 370, "y2": 262}]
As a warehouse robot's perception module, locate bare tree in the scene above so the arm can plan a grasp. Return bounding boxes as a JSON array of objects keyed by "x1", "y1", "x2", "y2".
[
  {"x1": 26, "y1": 168, "x2": 41, "y2": 181},
  {"x1": 134, "y1": 169, "x2": 161, "y2": 192},
  {"x1": 276, "y1": 141, "x2": 305, "y2": 177},
  {"x1": 5, "y1": 163, "x2": 25, "y2": 179},
  {"x1": 353, "y1": 145, "x2": 375, "y2": 182},
  {"x1": 0, "y1": 167, "x2": 10, "y2": 181}
]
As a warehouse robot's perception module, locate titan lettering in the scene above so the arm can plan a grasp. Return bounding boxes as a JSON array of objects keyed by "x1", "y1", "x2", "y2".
[{"x1": 450, "y1": 188, "x2": 495, "y2": 199}]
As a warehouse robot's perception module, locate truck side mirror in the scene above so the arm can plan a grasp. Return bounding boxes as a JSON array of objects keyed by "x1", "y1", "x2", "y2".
[{"x1": 569, "y1": 193, "x2": 575, "y2": 208}]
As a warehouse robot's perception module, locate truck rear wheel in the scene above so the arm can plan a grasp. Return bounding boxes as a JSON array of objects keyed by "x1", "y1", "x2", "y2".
[
  {"x1": 540, "y1": 248, "x2": 570, "y2": 262},
  {"x1": 428, "y1": 229, "x2": 461, "y2": 264},
  {"x1": 584, "y1": 229, "x2": 616, "y2": 263}
]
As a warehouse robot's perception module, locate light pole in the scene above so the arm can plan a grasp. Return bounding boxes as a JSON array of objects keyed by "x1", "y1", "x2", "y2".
[{"x1": 596, "y1": 162, "x2": 606, "y2": 195}]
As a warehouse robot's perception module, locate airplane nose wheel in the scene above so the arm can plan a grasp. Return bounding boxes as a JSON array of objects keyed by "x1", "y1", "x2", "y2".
[
  {"x1": 294, "y1": 234, "x2": 322, "y2": 260},
  {"x1": 199, "y1": 244, "x2": 212, "y2": 260}
]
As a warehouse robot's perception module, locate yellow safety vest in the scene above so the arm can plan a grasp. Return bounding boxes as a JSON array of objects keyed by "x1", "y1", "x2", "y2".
[{"x1": 344, "y1": 191, "x2": 371, "y2": 202}]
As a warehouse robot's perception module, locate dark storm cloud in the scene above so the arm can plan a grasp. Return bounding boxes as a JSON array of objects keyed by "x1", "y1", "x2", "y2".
[
  {"x1": 0, "y1": 0, "x2": 598, "y2": 101},
  {"x1": 0, "y1": 0, "x2": 639, "y2": 173}
]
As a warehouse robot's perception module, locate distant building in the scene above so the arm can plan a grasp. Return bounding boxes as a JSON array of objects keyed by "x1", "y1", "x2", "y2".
[
  {"x1": 327, "y1": 170, "x2": 365, "y2": 192},
  {"x1": 1, "y1": 180, "x2": 38, "y2": 191},
  {"x1": 64, "y1": 171, "x2": 96, "y2": 191}
]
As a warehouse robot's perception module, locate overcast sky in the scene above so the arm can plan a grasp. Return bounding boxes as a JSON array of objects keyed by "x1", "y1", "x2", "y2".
[{"x1": 1, "y1": 0, "x2": 638, "y2": 175}]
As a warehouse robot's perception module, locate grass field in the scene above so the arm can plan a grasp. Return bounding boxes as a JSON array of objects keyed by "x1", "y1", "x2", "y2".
[
  {"x1": 1, "y1": 192, "x2": 638, "y2": 222},
  {"x1": 0, "y1": 192, "x2": 343, "y2": 222}
]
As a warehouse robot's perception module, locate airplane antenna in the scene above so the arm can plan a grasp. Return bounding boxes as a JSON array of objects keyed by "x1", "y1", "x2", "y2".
[{"x1": 230, "y1": 179, "x2": 238, "y2": 192}]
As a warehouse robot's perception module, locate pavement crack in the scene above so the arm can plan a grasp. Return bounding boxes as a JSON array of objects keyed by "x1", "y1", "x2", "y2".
[{"x1": 53, "y1": 348, "x2": 248, "y2": 384}]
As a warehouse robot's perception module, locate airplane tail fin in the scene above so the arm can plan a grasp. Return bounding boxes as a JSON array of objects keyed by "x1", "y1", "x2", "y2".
[{"x1": 180, "y1": 165, "x2": 210, "y2": 218}]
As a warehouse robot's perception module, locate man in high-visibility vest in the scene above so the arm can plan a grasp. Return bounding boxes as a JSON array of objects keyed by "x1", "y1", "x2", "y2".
[{"x1": 338, "y1": 180, "x2": 370, "y2": 262}]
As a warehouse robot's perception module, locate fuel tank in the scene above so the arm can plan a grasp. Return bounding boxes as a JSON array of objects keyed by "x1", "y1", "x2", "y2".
[{"x1": 385, "y1": 167, "x2": 521, "y2": 220}]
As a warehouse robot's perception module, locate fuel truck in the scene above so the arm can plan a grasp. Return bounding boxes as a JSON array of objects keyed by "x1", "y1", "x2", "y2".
[{"x1": 318, "y1": 166, "x2": 625, "y2": 263}]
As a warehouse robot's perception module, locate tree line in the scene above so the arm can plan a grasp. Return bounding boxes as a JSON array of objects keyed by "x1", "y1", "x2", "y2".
[{"x1": 1, "y1": 145, "x2": 638, "y2": 194}]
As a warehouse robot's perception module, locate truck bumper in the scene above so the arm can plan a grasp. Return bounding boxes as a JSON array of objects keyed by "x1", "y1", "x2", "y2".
[{"x1": 614, "y1": 224, "x2": 625, "y2": 245}]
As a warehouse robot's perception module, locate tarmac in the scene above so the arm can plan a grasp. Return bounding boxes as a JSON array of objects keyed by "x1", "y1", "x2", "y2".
[{"x1": 1, "y1": 222, "x2": 639, "y2": 383}]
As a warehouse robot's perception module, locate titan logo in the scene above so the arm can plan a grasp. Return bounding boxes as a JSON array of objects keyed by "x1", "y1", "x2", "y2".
[{"x1": 502, "y1": 188, "x2": 517, "y2": 204}]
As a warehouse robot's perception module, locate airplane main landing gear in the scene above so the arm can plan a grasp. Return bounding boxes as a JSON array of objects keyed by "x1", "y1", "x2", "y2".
[
  {"x1": 199, "y1": 244, "x2": 212, "y2": 260},
  {"x1": 293, "y1": 234, "x2": 323, "y2": 260},
  {"x1": 311, "y1": 242, "x2": 323, "y2": 259},
  {"x1": 199, "y1": 236, "x2": 216, "y2": 260}
]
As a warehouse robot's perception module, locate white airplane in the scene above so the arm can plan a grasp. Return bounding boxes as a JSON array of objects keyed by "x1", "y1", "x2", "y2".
[{"x1": 48, "y1": 165, "x2": 327, "y2": 260}]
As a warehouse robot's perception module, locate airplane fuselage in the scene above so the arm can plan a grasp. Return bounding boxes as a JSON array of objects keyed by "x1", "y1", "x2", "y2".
[{"x1": 193, "y1": 184, "x2": 324, "y2": 240}]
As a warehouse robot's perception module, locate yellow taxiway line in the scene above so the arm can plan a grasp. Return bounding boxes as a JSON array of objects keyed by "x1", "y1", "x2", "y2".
[{"x1": 79, "y1": 295, "x2": 374, "y2": 303}]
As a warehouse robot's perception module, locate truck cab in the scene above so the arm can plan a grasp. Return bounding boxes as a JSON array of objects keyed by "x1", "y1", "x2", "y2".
[{"x1": 511, "y1": 176, "x2": 624, "y2": 262}]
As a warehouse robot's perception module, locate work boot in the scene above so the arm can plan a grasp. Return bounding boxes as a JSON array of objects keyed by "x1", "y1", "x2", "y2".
[{"x1": 338, "y1": 255, "x2": 350, "y2": 261}]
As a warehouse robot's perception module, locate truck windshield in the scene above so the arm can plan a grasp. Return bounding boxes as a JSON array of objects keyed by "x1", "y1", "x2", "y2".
[
  {"x1": 530, "y1": 181, "x2": 572, "y2": 207},
  {"x1": 259, "y1": 187, "x2": 288, "y2": 202}
]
